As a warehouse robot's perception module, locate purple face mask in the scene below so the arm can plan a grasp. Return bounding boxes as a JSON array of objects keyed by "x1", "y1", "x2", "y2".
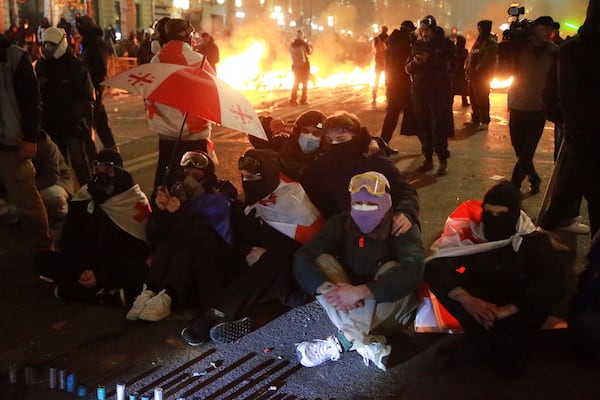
[{"x1": 350, "y1": 188, "x2": 392, "y2": 234}]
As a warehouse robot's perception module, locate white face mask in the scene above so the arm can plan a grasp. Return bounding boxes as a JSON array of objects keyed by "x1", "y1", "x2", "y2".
[{"x1": 298, "y1": 133, "x2": 321, "y2": 153}]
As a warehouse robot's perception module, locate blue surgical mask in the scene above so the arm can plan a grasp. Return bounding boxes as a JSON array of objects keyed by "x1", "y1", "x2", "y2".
[{"x1": 298, "y1": 133, "x2": 321, "y2": 154}]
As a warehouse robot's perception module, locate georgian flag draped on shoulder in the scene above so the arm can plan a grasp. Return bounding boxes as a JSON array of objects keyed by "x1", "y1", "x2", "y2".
[
  {"x1": 414, "y1": 200, "x2": 537, "y2": 333},
  {"x1": 246, "y1": 175, "x2": 324, "y2": 244},
  {"x1": 72, "y1": 184, "x2": 151, "y2": 243}
]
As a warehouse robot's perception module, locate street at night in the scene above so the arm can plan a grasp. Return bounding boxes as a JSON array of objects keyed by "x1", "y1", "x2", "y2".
[{"x1": 1, "y1": 84, "x2": 598, "y2": 399}]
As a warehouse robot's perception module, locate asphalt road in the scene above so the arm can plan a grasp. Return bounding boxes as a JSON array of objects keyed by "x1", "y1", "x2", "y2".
[{"x1": 0, "y1": 86, "x2": 596, "y2": 400}]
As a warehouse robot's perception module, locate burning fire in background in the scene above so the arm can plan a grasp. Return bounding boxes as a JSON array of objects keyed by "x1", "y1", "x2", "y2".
[{"x1": 215, "y1": 21, "x2": 378, "y2": 93}]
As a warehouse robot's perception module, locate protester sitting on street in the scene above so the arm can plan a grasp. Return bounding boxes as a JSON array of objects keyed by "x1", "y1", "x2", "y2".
[
  {"x1": 34, "y1": 150, "x2": 150, "y2": 306},
  {"x1": 126, "y1": 151, "x2": 242, "y2": 322},
  {"x1": 250, "y1": 110, "x2": 327, "y2": 182},
  {"x1": 302, "y1": 111, "x2": 419, "y2": 235},
  {"x1": 424, "y1": 181, "x2": 565, "y2": 376},
  {"x1": 293, "y1": 171, "x2": 424, "y2": 371},
  {"x1": 180, "y1": 148, "x2": 323, "y2": 345},
  {"x1": 36, "y1": 26, "x2": 96, "y2": 186},
  {"x1": 33, "y1": 131, "x2": 73, "y2": 244}
]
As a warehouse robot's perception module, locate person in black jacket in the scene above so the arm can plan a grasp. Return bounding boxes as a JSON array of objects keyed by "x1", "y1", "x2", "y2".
[
  {"x1": 542, "y1": 0, "x2": 600, "y2": 238},
  {"x1": 126, "y1": 151, "x2": 242, "y2": 322},
  {"x1": 198, "y1": 32, "x2": 220, "y2": 72},
  {"x1": 406, "y1": 15, "x2": 456, "y2": 175},
  {"x1": 302, "y1": 111, "x2": 419, "y2": 234},
  {"x1": 75, "y1": 15, "x2": 117, "y2": 152},
  {"x1": 180, "y1": 149, "x2": 321, "y2": 346},
  {"x1": 452, "y1": 35, "x2": 469, "y2": 108},
  {"x1": 380, "y1": 21, "x2": 416, "y2": 151},
  {"x1": 36, "y1": 27, "x2": 96, "y2": 185},
  {"x1": 425, "y1": 181, "x2": 565, "y2": 375},
  {"x1": 464, "y1": 20, "x2": 497, "y2": 130},
  {"x1": 34, "y1": 150, "x2": 150, "y2": 306}
]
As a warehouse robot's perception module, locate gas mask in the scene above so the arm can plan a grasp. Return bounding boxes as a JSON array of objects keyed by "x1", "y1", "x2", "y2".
[{"x1": 87, "y1": 173, "x2": 115, "y2": 204}]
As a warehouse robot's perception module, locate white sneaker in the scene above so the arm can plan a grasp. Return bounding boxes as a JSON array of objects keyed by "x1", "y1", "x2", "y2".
[
  {"x1": 138, "y1": 289, "x2": 172, "y2": 322},
  {"x1": 296, "y1": 336, "x2": 342, "y2": 367},
  {"x1": 477, "y1": 123, "x2": 489, "y2": 131},
  {"x1": 355, "y1": 342, "x2": 392, "y2": 371},
  {"x1": 126, "y1": 286, "x2": 156, "y2": 320},
  {"x1": 559, "y1": 221, "x2": 590, "y2": 234}
]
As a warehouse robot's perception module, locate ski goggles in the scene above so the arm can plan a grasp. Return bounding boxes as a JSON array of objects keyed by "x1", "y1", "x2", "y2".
[
  {"x1": 348, "y1": 172, "x2": 390, "y2": 195},
  {"x1": 180, "y1": 151, "x2": 210, "y2": 169},
  {"x1": 91, "y1": 160, "x2": 122, "y2": 171},
  {"x1": 237, "y1": 155, "x2": 262, "y2": 175}
]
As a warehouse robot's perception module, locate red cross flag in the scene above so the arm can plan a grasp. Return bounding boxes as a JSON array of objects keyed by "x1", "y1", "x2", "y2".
[{"x1": 103, "y1": 63, "x2": 267, "y2": 140}]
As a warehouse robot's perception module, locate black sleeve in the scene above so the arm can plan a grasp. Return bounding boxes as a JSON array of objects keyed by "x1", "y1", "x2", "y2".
[
  {"x1": 13, "y1": 51, "x2": 41, "y2": 142},
  {"x1": 424, "y1": 255, "x2": 474, "y2": 298},
  {"x1": 378, "y1": 158, "x2": 420, "y2": 225}
]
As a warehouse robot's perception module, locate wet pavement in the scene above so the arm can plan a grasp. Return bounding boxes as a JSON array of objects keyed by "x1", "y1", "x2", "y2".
[{"x1": 0, "y1": 87, "x2": 597, "y2": 400}]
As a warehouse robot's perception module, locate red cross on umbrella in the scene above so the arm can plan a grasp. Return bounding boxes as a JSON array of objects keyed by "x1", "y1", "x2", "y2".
[{"x1": 103, "y1": 62, "x2": 267, "y2": 140}]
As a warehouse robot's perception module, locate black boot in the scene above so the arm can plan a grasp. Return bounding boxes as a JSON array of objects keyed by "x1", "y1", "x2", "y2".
[
  {"x1": 417, "y1": 157, "x2": 434, "y2": 172},
  {"x1": 437, "y1": 159, "x2": 448, "y2": 176}
]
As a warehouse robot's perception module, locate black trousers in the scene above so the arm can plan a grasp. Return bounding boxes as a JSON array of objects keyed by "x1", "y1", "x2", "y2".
[
  {"x1": 213, "y1": 244, "x2": 300, "y2": 318},
  {"x1": 93, "y1": 87, "x2": 117, "y2": 149},
  {"x1": 432, "y1": 285, "x2": 549, "y2": 363},
  {"x1": 147, "y1": 235, "x2": 244, "y2": 308},
  {"x1": 509, "y1": 109, "x2": 546, "y2": 188},
  {"x1": 468, "y1": 75, "x2": 491, "y2": 124},
  {"x1": 291, "y1": 62, "x2": 310, "y2": 103},
  {"x1": 380, "y1": 94, "x2": 407, "y2": 144},
  {"x1": 542, "y1": 141, "x2": 600, "y2": 237},
  {"x1": 413, "y1": 97, "x2": 452, "y2": 160}
]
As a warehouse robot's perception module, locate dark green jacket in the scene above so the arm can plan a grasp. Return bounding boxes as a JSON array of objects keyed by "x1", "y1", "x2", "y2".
[{"x1": 293, "y1": 212, "x2": 425, "y2": 303}]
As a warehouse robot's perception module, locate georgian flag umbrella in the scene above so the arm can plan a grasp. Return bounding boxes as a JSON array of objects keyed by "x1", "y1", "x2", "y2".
[{"x1": 103, "y1": 62, "x2": 267, "y2": 140}]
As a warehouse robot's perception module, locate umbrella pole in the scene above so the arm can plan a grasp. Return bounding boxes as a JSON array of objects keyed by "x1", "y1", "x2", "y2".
[{"x1": 162, "y1": 112, "x2": 189, "y2": 187}]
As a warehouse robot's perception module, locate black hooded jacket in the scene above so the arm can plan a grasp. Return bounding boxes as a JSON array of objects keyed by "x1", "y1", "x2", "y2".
[
  {"x1": 558, "y1": 0, "x2": 600, "y2": 148},
  {"x1": 79, "y1": 26, "x2": 109, "y2": 88},
  {"x1": 385, "y1": 28, "x2": 413, "y2": 99},
  {"x1": 35, "y1": 47, "x2": 95, "y2": 138}
]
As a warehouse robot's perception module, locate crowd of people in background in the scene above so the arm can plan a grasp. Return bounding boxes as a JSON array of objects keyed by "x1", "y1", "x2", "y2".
[{"x1": 1, "y1": 0, "x2": 599, "y2": 378}]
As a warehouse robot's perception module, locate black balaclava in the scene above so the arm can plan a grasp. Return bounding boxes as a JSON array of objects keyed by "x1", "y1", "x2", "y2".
[
  {"x1": 241, "y1": 148, "x2": 282, "y2": 205},
  {"x1": 322, "y1": 112, "x2": 371, "y2": 164},
  {"x1": 481, "y1": 181, "x2": 521, "y2": 241},
  {"x1": 87, "y1": 150, "x2": 133, "y2": 204}
]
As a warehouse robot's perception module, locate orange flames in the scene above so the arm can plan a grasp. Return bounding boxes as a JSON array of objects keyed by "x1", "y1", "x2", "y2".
[{"x1": 217, "y1": 40, "x2": 378, "y2": 92}]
